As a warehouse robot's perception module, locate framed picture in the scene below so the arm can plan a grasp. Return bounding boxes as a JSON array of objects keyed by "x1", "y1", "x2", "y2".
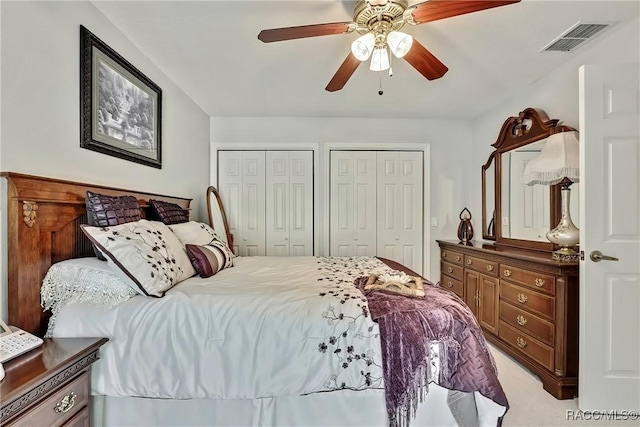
[{"x1": 80, "y1": 25, "x2": 162, "y2": 168}]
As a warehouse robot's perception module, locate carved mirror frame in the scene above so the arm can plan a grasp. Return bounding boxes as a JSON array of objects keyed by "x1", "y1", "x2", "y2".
[
  {"x1": 486, "y1": 107, "x2": 576, "y2": 252},
  {"x1": 481, "y1": 152, "x2": 496, "y2": 240}
]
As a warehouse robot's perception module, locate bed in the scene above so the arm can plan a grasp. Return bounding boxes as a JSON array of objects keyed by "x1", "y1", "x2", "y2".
[{"x1": 2, "y1": 172, "x2": 508, "y2": 427}]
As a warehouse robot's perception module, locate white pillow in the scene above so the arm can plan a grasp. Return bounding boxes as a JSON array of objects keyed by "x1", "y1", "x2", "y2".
[
  {"x1": 81, "y1": 220, "x2": 196, "y2": 297},
  {"x1": 41, "y1": 257, "x2": 138, "y2": 336},
  {"x1": 169, "y1": 221, "x2": 234, "y2": 254}
]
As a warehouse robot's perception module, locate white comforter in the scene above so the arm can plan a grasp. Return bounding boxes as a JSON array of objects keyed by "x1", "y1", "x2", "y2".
[{"x1": 51, "y1": 256, "x2": 397, "y2": 399}]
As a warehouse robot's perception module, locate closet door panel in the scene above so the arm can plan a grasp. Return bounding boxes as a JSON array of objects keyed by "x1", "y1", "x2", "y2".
[
  {"x1": 330, "y1": 151, "x2": 376, "y2": 256},
  {"x1": 218, "y1": 151, "x2": 242, "y2": 255},
  {"x1": 288, "y1": 151, "x2": 313, "y2": 255},
  {"x1": 330, "y1": 152, "x2": 355, "y2": 255},
  {"x1": 241, "y1": 151, "x2": 266, "y2": 256},
  {"x1": 266, "y1": 151, "x2": 290, "y2": 256},
  {"x1": 376, "y1": 152, "x2": 423, "y2": 274}
]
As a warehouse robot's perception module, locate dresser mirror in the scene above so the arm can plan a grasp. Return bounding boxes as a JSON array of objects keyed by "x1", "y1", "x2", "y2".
[{"x1": 483, "y1": 107, "x2": 577, "y2": 252}]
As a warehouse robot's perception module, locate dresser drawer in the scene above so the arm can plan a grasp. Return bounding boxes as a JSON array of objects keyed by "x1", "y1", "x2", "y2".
[
  {"x1": 64, "y1": 407, "x2": 90, "y2": 427},
  {"x1": 441, "y1": 249, "x2": 464, "y2": 265},
  {"x1": 500, "y1": 264, "x2": 556, "y2": 295},
  {"x1": 500, "y1": 321, "x2": 554, "y2": 371},
  {"x1": 8, "y1": 372, "x2": 89, "y2": 427},
  {"x1": 464, "y1": 255, "x2": 498, "y2": 276},
  {"x1": 441, "y1": 260, "x2": 464, "y2": 281},
  {"x1": 440, "y1": 275, "x2": 464, "y2": 299},
  {"x1": 500, "y1": 301, "x2": 554, "y2": 346},
  {"x1": 501, "y1": 282, "x2": 555, "y2": 320}
]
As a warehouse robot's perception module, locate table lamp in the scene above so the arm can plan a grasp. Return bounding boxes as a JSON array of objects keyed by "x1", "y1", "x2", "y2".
[{"x1": 522, "y1": 130, "x2": 580, "y2": 261}]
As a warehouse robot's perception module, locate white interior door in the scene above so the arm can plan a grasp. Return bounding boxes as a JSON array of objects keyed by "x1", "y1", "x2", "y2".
[
  {"x1": 217, "y1": 151, "x2": 242, "y2": 255},
  {"x1": 509, "y1": 150, "x2": 550, "y2": 241},
  {"x1": 330, "y1": 151, "x2": 377, "y2": 256},
  {"x1": 376, "y1": 151, "x2": 423, "y2": 274},
  {"x1": 266, "y1": 151, "x2": 290, "y2": 256},
  {"x1": 579, "y1": 63, "x2": 640, "y2": 411},
  {"x1": 219, "y1": 151, "x2": 266, "y2": 256},
  {"x1": 265, "y1": 151, "x2": 313, "y2": 256},
  {"x1": 288, "y1": 151, "x2": 313, "y2": 256}
]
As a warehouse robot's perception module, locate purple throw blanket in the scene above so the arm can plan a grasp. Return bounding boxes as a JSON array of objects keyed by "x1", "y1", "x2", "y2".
[{"x1": 355, "y1": 270, "x2": 508, "y2": 427}]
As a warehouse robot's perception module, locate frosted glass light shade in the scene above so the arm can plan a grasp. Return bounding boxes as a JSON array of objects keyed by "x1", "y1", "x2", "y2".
[
  {"x1": 369, "y1": 48, "x2": 390, "y2": 71},
  {"x1": 351, "y1": 33, "x2": 375, "y2": 61},
  {"x1": 387, "y1": 31, "x2": 413, "y2": 58},
  {"x1": 522, "y1": 131, "x2": 580, "y2": 186}
]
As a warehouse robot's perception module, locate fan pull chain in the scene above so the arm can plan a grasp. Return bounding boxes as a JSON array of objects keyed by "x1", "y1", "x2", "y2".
[
  {"x1": 388, "y1": 46, "x2": 393, "y2": 77},
  {"x1": 378, "y1": 75, "x2": 383, "y2": 96}
]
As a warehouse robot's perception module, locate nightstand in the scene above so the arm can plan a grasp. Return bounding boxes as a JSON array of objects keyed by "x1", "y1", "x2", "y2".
[{"x1": 0, "y1": 337, "x2": 108, "y2": 426}]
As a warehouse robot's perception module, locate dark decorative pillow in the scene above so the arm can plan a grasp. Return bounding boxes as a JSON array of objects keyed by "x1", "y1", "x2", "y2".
[
  {"x1": 186, "y1": 241, "x2": 234, "y2": 278},
  {"x1": 149, "y1": 199, "x2": 189, "y2": 225},
  {"x1": 85, "y1": 191, "x2": 142, "y2": 260}
]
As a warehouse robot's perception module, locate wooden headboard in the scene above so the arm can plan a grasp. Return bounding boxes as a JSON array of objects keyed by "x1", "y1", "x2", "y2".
[{"x1": 1, "y1": 172, "x2": 192, "y2": 336}]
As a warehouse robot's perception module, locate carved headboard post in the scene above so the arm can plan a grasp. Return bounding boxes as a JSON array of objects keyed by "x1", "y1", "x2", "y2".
[{"x1": 1, "y1": 172, "x2": 192, "y2": 336}]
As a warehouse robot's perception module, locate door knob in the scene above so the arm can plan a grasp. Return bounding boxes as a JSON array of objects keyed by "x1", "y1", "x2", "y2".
[{"x1": 589, "y1": 250, "x2": 619, "y2": 262}]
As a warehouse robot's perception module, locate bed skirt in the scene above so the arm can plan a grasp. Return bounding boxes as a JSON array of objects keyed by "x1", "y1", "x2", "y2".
[{"x1": 92, "y1": 385, "x2": 506, "y2": 427}]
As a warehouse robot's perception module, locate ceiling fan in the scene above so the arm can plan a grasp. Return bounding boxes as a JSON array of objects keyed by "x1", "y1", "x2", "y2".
[{"x1": 258, "y1": 0, "x2": 520, "y2": 92}]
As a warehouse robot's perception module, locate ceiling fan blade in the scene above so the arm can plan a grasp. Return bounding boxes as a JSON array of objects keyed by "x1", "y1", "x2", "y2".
[
  {"x1": 403, "y1": 39, "x2": 448, "y2": 80},
  {"x1": 258, "y1": 22, "x2": 353, "y2": 43},
  {"x1": 325, "y1": 53, "x2": 361, "y2": 92},
  {"x1": 410, "y1": 0, "x2": 520, "y2": 25}
]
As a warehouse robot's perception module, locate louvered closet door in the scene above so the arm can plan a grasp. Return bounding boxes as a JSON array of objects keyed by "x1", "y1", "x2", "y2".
[
  {"x1": 376, "y1": 151, "x2": 423, "y2": 273},
  {"x1": 330, "y1": 151, "x2": 377, "y2": 256},
  {"x1": 265, "y1": 151, "x2": 313, "y2": 256},
  {"x1": 218, "y1": 151, "x2": 266, "y2": 256}
]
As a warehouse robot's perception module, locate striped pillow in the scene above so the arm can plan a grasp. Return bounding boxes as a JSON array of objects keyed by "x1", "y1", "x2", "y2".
[{"x1": 185, "y1": 241, "x2": 234, "y2": 278}]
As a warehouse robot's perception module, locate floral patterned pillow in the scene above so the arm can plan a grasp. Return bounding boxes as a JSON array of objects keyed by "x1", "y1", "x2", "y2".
[{"x1": 81, "y1": 220, "x2": 196, "y2": 297}]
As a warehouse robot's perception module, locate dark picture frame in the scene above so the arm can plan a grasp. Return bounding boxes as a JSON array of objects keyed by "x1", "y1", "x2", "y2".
[{"x1": 80, "y1": 25, "x2": 162, "y2": 168}]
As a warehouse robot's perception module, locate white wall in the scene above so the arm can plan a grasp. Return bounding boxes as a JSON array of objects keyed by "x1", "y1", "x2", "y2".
[
  {"x1": 0, "y1": 1, "x2": 211, "y2": 321},
  {"x1": 210, "y1": 116, "x2": 474, "y2": 282},
  {"x1": 470, "y1": 16, "x2": 640, "y2": 224}
]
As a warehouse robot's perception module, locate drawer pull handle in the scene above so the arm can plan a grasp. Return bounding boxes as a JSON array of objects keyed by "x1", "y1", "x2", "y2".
[
  {"x1": 486, "y1": 265, "x2": 494, "y2": 272},
  {"x1": 54, "y1": 391, "x2": 76, "y2": 414},
  {"x1": 503, "y1": 269, "x2": 512, "y2": 277},
  {"x1": 447, "y1": 281, "x2": 453, "y2": 288},
  {"x1": 516, "y1": 337, "x2": 527, "y2": 348},
  {"x1": 535, "y1": 278, "x2": 545, "y2": 287},
  {"x1": 455, "y1": 255, "x2": 461, "y2": 262},
  {"x1": 517, "y1": 293, "x2": 528, "y2": 304},
  {"x1": 447, "y1": 267, "x2": 453, "y2": 273},
  {"x1": 466, "y1": 259, "x2": 472, "y2": 265},
  {"x1": 443, "y1": 253, "x2": 447, "y2": 258},
  {"x1": 516, "y1": 315, "x2": 528, "y2": 326}
]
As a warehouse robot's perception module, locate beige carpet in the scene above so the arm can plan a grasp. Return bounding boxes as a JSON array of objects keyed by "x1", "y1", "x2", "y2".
[{"x1": 490, "y1": 344, "x2": 639, "y2": 427}]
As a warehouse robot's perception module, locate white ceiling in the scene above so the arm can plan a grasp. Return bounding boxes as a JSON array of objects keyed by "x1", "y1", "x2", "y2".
[{"x1": 92, "y1": 0, "x2": 639, "y2": 120}]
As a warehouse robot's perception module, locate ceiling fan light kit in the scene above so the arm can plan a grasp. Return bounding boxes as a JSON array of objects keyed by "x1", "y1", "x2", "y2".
[
  {"x1": 257, "y1": 0, "x2": 521, "y2": 92},
  {"x1": 351, "y1": 33, "x2": 376, "y2": 61}
]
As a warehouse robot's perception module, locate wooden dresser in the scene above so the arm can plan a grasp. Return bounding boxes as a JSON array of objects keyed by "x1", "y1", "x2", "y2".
[
  {"x1": 1, "y1": 337, "x2": 108, "y2": 426},
  {"x1": 438, "y1": 240, "x2": 579, "y2": 399}
]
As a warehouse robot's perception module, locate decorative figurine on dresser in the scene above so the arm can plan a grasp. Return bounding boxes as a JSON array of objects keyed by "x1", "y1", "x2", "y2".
[{"x1": 439, "y1": 107, "x2": 579, "y2": 400}]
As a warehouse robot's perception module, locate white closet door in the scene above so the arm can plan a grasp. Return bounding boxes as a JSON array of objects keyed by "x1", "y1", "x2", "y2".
[
  {"x1": 265, "y1": 151, "x2": 313, "y2": 256},
  {"x1": 218, "y1": 151, "x2": 266, "y2": 256},
  {"x1": 266, "y1": 151, "x2": 290, "y2": 256},
  {"x1": 376, "y1": 151, "x2": 423, "y2": 274},
  {"x1": 288, "y1": 151, "x2": 313, "y2": 256},
  {"x1": 330, "y1": 151, "x2": 377, "y2": 257},
  {"x1": 217, "y1": 151, "x2": 242, "y2": 255}
]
